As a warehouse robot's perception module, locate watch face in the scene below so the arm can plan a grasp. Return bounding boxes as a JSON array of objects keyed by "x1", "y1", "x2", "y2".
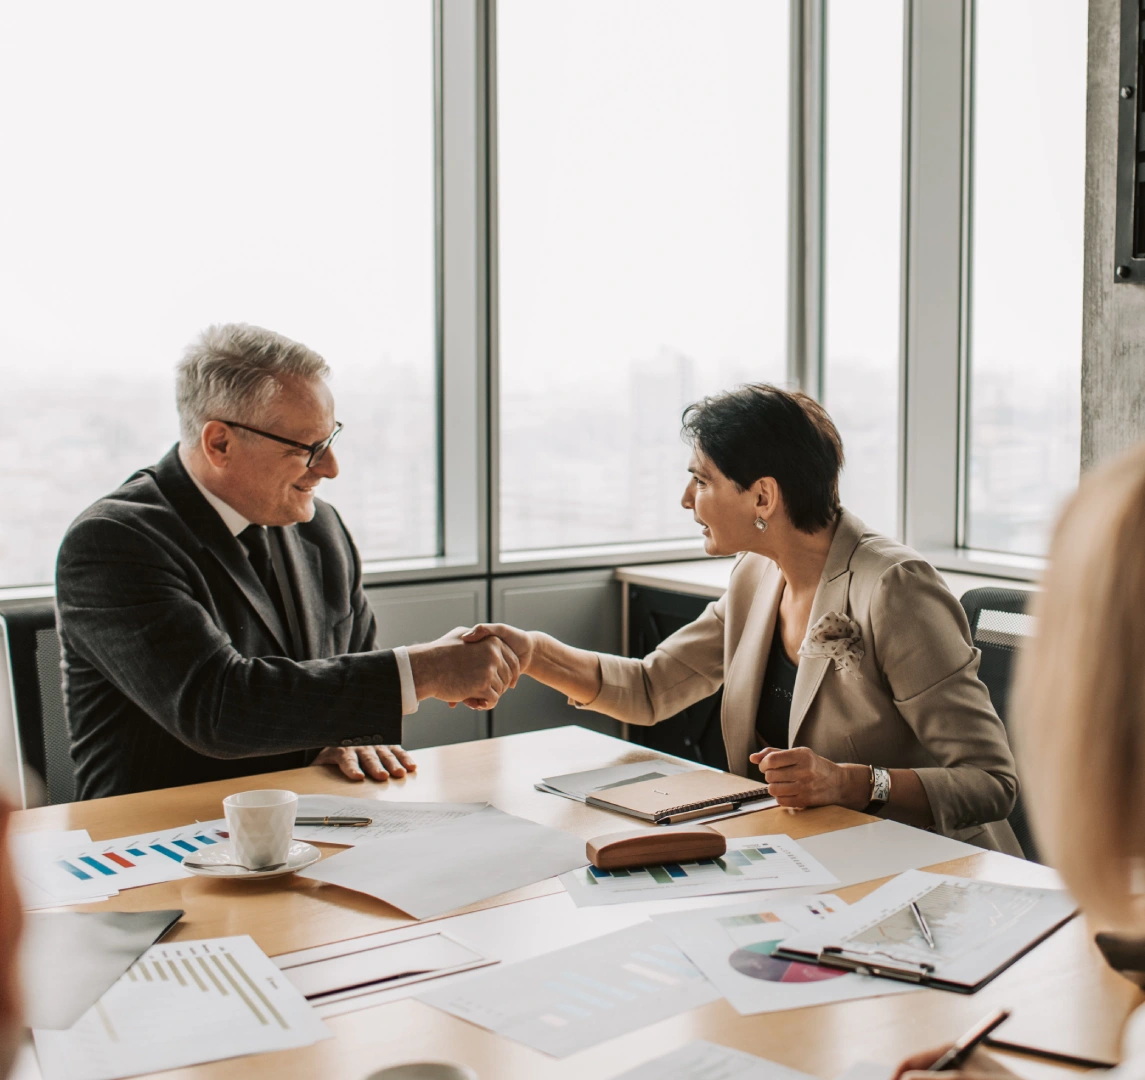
[{"x1": 872, "y1": 768, "x2": 891, "y2": 803}]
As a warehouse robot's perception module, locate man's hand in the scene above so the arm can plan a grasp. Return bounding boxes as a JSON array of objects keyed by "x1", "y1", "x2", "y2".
[
  {"x1": 461, "y1": 623, "x2": 536, "y2": 673},
  {"x1": 407, "y1": 626, "x2": 523, "y2": 710},
  {"x1": 749, "y1": 746, "x2": 869, "y2": 810},
  {"x1": 314, "y1": 744, "x2": 416, "y2": 781}
]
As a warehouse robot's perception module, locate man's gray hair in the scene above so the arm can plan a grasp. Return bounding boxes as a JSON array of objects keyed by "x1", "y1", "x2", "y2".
[{"x1": 176, "y1": 323, "x2": 331, "y2": 445}]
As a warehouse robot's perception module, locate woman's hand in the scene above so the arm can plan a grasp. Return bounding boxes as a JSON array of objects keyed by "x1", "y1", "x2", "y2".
[
  {"x1": 749, "y1": 746, "x2": 870, "y2": 810},
  {"x1": 462, "y1": 623, "x2": 536, "y2": 676},
  {"x1": 894, "y1": 1045, "x2": 1018, "y2": 1080}
]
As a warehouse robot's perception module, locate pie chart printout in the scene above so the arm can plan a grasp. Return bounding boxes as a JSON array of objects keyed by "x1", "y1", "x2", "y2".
[{"x1": 728, "y1": 939, "x2": 846, "y2": 984}]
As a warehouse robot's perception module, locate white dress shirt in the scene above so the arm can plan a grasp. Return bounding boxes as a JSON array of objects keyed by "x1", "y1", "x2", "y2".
[{"x1": 179, "y1": 447, "x2": 418, "y2": 716}]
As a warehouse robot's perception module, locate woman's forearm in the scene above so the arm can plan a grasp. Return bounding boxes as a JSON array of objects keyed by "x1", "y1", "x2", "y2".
[
  {"x1": 835, "y1": 764, "x2": 935, "y2": 829},
  {"x1": 526, "y1": 632, "x2": 604, "y2": 704}
]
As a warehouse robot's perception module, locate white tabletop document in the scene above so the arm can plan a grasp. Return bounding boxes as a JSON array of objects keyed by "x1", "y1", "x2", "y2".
[
  {"x1": 561, "y1": 834, "x2": 837, "y2": 907},
  {"x1": 299, "y1": 805, "x2": 588, "y2": 919},
  {"x1": 32, "y1": 935, "x2": 329, "y2": 1080},
  {"x1": 651, "y1": 894, "x2": 916, "y2": 1015},
  {"x1": 292, "y1": 796, "x2": 486, "y2": 846},
  {"x1": 419, "y1": 921, "x2": 718, "y2": 1058},
  {"x1": 610, "y1": 1040, "x2": 819, "y2": 1080},
  {"x1": 776, "y1": 869, "x2": 1076, "y2": 992}
]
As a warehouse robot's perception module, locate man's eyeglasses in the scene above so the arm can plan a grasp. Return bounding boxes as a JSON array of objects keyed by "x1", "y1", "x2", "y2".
[{"x1": 217, "y1": 420, "x2": 344, "y2": 468}]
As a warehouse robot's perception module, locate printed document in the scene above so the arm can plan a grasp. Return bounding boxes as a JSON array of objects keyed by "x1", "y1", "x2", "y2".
[
  {"x1": 299, "y1": 805, "x2": 588, "y2": 918},
  {"x1": 419, "y1": 921, "x2": 718, "y2": 1058},
  {"x1": 33, "y1": 935, "x2": 329, "y2": 1080},
  {"x1": 292, "y1": 796, "x2": 486, "y2": 846},
  {"x1": 611, "y1": 1039, "x2": 819, "y2": 1080},
  {"x1": 651, "y1": 894, "x2": 915, "y2": 1015},
  {"x1": 561, "y1": 834, "x2": 837, "y2": 907}
]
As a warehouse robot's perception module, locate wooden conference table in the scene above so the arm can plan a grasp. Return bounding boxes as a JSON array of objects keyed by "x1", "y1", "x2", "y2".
[{"x1": 12, "y1": 726, "x2": 1142, "y2": 1080}]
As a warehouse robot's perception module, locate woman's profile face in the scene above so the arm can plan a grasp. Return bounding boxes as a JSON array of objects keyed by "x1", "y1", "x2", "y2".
[{"x1": 681, "y1": 448, "x2": 761, "y2": 556}]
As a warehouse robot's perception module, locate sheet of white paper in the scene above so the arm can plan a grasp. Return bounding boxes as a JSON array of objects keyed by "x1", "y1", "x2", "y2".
[
  {"x1": 419, "y1": 921, "x2": 719, "y2": 1058},
  {"x1": 32, "y1": 935, "x2": 329, "y2": 1080},
  {"x1": 292, "y1": 796, "x2": 486, "y2": 846},
  {"x1": 17, "y1": 821, "x2": 231, "y2": 903},
  {"x1": 779, "y1": 870, "x2": 1076, "y2": 987},
  {"x1": 538, "y1": 760, "x2": 698, "y2": 802},
  {"x1": 279, "y1": 931, "x2": 492, "y2": 1003},
  {"x1": 299, "y1": 805, "x2": 588, "y2": 918},
  {"x1": 836, "y1": 1063, "x2": 894, "y2": 1080},
  {"x1": 8, "y1": 1040, "x2": 42, "y2": 1080},
  {"x1": 652, "y1": 894, "x2": 916, "y2": 1016},
  {"x1": 800, "y1": 820, "x2": 983, "y2": 888},
  {"x1": 11, "y1": 830, "x2": 114, "y2": 908},
  {"x1": 610, "y1": 1039, "x2": 819, "y2": 1080},
  {"x1": 561, "y1": 834, "x2": 838, "y2": 907}
]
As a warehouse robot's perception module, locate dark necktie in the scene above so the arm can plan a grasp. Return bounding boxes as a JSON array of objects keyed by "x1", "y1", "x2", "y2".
[{"x1": 239, "y1": 525, "x2": 291, "y2": 645}]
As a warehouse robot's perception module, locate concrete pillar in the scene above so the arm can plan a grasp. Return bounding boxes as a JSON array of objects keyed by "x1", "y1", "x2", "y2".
[{"x1": 1083, "y1": 0, "x2": 1145, "y2": 468}]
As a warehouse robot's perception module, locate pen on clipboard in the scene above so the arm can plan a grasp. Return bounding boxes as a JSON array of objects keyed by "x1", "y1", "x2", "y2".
[
  {"x1": 928, "y1": 1008, "x2": 1012, "y2": 1071},
  {"x1": 294, "y1": 816, "x2": 373, "y2": 827},
  {"x1": 910, "y1": 901, "x2": 936, "y2": 949}
]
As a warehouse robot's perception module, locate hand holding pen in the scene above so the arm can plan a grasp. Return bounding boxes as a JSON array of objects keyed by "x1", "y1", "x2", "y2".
[{"x1": 892, "y1": 1010, "x2": 1017, "y2": 1080}]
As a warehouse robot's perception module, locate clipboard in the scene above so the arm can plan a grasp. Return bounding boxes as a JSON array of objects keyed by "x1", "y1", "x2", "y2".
[{"x1": 774, "y1": 870, "x2": 1077, "y2": 993}]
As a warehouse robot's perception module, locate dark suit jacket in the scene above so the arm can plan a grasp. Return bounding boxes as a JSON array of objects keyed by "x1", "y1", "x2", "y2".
[{"x1": 56, "y1": 446, "x2": 404, "y2": 799}]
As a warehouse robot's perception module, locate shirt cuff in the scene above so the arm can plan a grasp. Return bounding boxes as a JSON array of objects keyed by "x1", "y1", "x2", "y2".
[{"x1": 393, "y1": 646, "x2": 419, "y2": 716}]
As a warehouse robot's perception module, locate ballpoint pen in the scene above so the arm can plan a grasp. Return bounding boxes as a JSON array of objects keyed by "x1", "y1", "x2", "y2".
[
  {"x1": 294, "y1": 816, "x2": 373, "y2": 826},
  {"x1": 910, "y1": 900, "x2": 936, "y2": 949}
]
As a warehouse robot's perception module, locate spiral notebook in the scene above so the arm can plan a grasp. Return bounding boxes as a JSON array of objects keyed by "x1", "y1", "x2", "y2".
[{"x1": 585, "y1": 770, "x2": 771, "y2": 824}]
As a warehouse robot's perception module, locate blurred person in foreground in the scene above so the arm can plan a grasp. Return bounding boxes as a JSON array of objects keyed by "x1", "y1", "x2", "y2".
[
  {"x1": 56, "y1": 324, "x2": 520, "y2": 799},
  {"x1": 0, "y1": 803, "x2": 23, "y2": 1078},
  {"x1": 466, "y1": 384, "x2": 1021, "y2": 852},
  {"x1": 894, "y1": 442, "x2": 1145, "y2": 1079}
]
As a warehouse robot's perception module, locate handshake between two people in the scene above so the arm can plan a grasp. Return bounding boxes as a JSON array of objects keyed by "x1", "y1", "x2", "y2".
[{"x1": 407, "y1": 623, "x2": 538, "y2": 711}]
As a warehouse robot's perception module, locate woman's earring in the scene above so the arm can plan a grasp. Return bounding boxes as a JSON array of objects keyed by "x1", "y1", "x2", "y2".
[{"x1": 754, "y1": 517, "x2": 768, "y2": 532}]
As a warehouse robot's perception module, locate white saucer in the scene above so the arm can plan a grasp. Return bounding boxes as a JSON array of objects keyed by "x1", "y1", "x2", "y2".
[{"x1": 182, "y1": 840, "x2": 321, "y2": 879}]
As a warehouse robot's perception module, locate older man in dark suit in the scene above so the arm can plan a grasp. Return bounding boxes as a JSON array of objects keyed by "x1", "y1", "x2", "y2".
[{"x1": 56, "y1": 324, "x2": 518, "y2": 799}]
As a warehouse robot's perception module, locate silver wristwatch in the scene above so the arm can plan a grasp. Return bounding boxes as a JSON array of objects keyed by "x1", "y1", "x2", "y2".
[{"x1": 866, "y1": 765, "x2": 891, "y2": 813}]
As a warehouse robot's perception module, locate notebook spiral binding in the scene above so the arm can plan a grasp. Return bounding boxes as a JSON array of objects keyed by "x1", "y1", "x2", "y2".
[{"x1": 656, "y1": 790, "x2": 771, "y2": 817}]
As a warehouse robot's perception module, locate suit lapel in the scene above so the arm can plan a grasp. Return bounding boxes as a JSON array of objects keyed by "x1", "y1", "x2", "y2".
[
  {"x1": 787, "y1": 509, "x2": 867, "y2": 746},
  {"x1": 722, "y1": 560, "x2": 782, "y2": 773},
  {"x1": 152, "y1": 447, "x2": 294, "y2": 655},
  {"x1": 277, "y1": 526, "x2": 326, "y2": 661}
]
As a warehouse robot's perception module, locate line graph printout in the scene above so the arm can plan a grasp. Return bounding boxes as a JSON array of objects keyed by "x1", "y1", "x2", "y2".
[
  {"x1": 560, "y1": 834, "x2": 837, "y2": 907},
  {"x1": 418, "y1": 921, "x2": 718, "y2": 1058},
  {"x1": 779, "y1": 870, "x2": 1076, "y2": 988},
  {"x1": 292, "y1": 796, "x2": 487, "y2": 846},
  {"x1": 33, "y1": 935, "x2": 329, "y2": 1080},
  {"x1": 653, "y1": 894, "x2": 917, "y2": 1015}
]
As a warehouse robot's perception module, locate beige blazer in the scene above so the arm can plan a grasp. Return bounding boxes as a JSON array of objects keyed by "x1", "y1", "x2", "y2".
[{"x1": 578, "y1": 510, "x2": 1022, "y2": 855}]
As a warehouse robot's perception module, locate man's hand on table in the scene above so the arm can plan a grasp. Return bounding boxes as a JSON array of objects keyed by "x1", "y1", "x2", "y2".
[
  {"x1": 407, "y1": 626, "x2": 523, "y2": 710},
  {"x1": 314, "y1": 744, "x2": 417, "y2": 782}
]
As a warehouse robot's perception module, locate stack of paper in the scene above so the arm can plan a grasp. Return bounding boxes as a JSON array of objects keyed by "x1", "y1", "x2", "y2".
[
  {"x1": 33, "y1": 935, "x2": 329, "y2": 1080},
  {"x1": 300, "y1": 805, "x2": 588, "y2": 919}
]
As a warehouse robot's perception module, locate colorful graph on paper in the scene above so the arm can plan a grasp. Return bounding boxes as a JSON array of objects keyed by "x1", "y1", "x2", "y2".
[
  {"x1": 21, "y1": 820, "x2": 231, "y2": 897},
  {"x1": 560, "y1": 834, "x2": 838, "y2": 907},
  {"x1": 32, "y1": 936, "x2": 329, "y2": 1080},
  {"x1": 419, "y1": 921, "x2": 719, "y2": 1058}
]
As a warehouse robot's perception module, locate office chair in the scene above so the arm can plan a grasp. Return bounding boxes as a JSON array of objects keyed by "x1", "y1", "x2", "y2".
[
  {"x1": 959, "y1": 586, "x2": 1039, "y2": 861},
  {"x1": 4, "y1": 602, "x2": 76, "y2": 805}
]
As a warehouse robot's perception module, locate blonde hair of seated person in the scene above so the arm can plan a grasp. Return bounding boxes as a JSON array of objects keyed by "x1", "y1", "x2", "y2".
[
  {"x1": 1014, "y1": 441, "x2": 1145, "y2": 929},
  {"x1": 0, "y1": 803, "x2": 23, "y2": 1079}
]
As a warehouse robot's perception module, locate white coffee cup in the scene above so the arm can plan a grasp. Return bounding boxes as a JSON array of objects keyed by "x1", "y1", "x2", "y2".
[{"x1": 222, "y1": 789, "x2": 297, "y2": 869}]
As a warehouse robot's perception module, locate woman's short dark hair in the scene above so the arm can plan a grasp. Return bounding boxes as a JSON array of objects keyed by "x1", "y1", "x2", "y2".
[{"x1": 681, "y1": 384, "x2": 844, "y2": 533}]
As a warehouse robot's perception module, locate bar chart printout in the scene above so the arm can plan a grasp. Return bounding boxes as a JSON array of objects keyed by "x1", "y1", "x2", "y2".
[
  {"x1": 33, "y1": 935, "x2": 330, "y2": 1080},
  {"x1": 560, "y1": 834, "x2": 838, "y2": 907},
  {"x1": 418, "y1": 921, "x2": 719, "y2": 1058}
]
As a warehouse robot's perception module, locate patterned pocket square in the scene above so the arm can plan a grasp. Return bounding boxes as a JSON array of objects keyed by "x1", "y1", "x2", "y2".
[{"x1": 799, "y1": 611, "x2": 864, "y2": 677}]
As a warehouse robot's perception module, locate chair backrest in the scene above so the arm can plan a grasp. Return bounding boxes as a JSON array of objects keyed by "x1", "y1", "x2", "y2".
[
  {"x1": 4, "y1": 602, "x2": 75, "y2": 805},
  {"x1": 959, "y1": 586, "x2": 1039, "y2": 861},
  {"x1": 0, "y1": 617, "x2": 26, "y2": 807}
]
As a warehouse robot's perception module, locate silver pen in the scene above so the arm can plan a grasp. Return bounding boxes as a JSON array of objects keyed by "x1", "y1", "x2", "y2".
[
  {"x1": 909, "y1": 901, "x2": 936, "y2": 949},
  {"x1": 294, "y1": 816, "x2": 373, "y2": 827}
]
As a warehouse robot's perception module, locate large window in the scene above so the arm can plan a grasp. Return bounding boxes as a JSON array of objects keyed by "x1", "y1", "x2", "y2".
[
  {"x1": 0, "y1": 1, "x2": 436, "y2": 587},
  {"x1": 964, "y1": 0, "x2": 1086, "y2": 556},
  {"x1": 496, "y1": 0, "x2": 790, "y2": 553},
  {"x1": 822, "y1": 0, "x2": 904, "y2": 537}
]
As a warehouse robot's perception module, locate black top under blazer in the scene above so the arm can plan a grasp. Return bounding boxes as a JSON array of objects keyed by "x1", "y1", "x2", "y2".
[{"x1": 55, "y1": 446, "x2": 404, "y2": 799}]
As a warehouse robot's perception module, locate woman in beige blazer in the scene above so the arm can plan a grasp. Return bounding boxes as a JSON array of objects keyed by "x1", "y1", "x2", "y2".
[{"x1": 468, "y1": 385, "x2": 1020, "y2": 854}]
